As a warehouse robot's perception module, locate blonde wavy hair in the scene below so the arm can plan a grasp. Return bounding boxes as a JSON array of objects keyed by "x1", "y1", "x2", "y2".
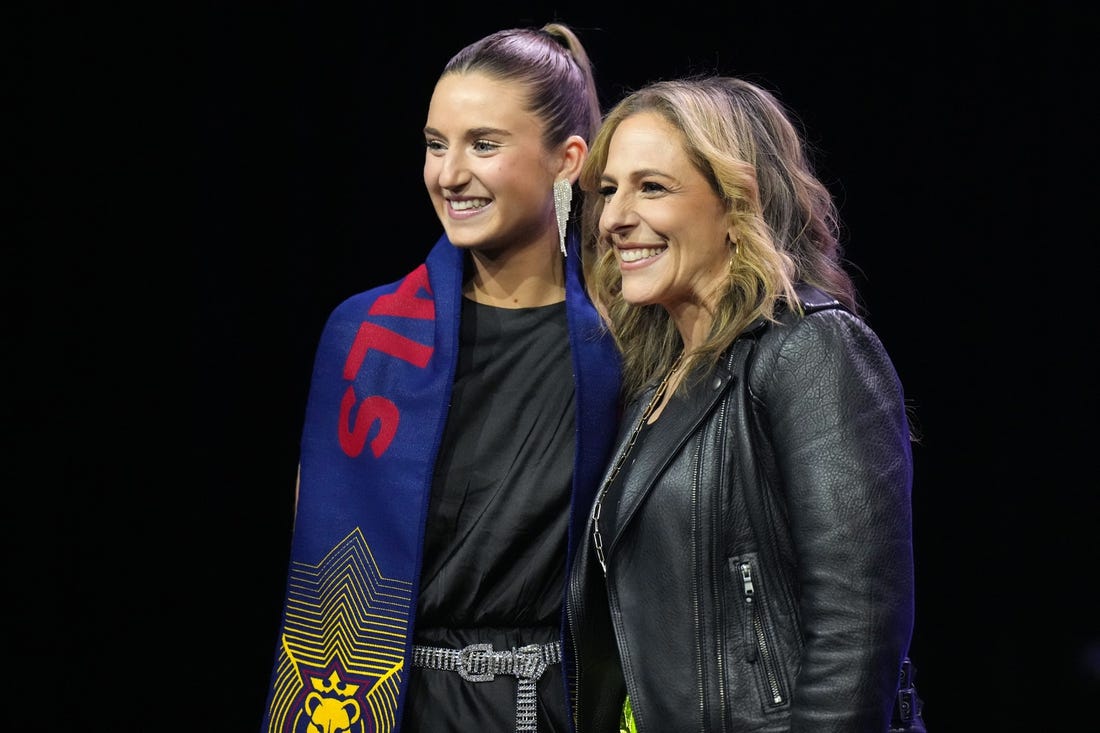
[{"x1": 581, "y1": 76, "x2": 856, "y2": 399}]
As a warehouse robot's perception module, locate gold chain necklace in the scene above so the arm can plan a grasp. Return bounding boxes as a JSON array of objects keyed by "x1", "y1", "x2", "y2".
[{"x1": 591, "y1": 351, "x2": 685, "y2": 576}]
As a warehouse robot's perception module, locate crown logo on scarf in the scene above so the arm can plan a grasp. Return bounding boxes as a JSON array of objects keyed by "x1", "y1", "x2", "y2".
[{"x1": 310, "y1": 670, "x2": 361, "y2": 698}]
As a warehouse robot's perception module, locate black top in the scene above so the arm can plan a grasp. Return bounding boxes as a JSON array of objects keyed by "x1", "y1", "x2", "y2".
[{"x1": 403, "y1": 297, "x2": 575, "y2": 733}]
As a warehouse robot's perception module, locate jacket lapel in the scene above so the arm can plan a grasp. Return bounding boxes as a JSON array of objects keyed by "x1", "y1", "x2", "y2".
[{"x1": 608, "y1": 361, "x2": 736, "y2": 552}]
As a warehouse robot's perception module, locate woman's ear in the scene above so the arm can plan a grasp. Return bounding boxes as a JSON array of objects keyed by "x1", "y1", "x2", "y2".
[
  {"x1": 726, "y1": 212, "x2": 740, "y2": 253},
  {"x1": 559, "y1": 134, "x2": 588, "y2": 184}
]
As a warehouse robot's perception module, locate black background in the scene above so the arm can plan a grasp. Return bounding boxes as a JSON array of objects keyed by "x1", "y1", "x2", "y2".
[{"x1": 13, "y1": 1, "x2": 1097, "y2": 730}]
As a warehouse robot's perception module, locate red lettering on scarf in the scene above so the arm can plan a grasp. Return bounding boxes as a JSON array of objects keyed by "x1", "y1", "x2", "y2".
[
  {"x1": 342, "y1": 322, "x2": 433, "y2": 379},
  {"x1": 337, "y1": 264, "x2": 436, "y2": 458},
  {"x1": 338, "y1": 389, "x2": 399, "y2": 458},
  {"x1": 368, "y1": 264, "x2": 435, "y2": 319}
]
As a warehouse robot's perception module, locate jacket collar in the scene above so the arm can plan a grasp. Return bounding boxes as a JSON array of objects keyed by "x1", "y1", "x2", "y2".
[
  {"x1": 605, "y1": 283, "x2": 836, "y2": 551},
  {"x1": 607, "y1": 356, "x2": 735, "y2": 551}
]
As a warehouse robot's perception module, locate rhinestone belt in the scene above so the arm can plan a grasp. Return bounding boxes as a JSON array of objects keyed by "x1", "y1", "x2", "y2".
[{"x1": 412, "y1": 640, "x2": 562, "y2": 732}]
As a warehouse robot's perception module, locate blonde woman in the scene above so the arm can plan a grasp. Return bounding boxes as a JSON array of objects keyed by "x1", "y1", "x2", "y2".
[{"x1": 567, "y1": 76, "x2": 921, "y2": 733}]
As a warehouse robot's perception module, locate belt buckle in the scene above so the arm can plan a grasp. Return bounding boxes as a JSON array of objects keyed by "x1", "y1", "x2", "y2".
[
  {"x1": 457, "y1": 643, "x2": 494, "y2": 682},
  {"x1": 513, "y1": 643, "x2": 548, "y2": 681}
]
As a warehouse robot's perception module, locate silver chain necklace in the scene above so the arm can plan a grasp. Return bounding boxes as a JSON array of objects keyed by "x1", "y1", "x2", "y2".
[{"x1": 591, "y1": 351, "x2": 685, "y2": 575}]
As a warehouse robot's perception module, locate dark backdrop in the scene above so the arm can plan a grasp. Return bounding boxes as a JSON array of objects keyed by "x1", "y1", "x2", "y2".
[{"x1": 14, "y1": 2, "x2": 1095, "y2": 730}]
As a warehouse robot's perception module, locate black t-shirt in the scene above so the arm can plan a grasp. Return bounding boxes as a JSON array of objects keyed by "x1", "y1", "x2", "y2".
[{"x1": 403, "y1": 298, "x2": 575, "y2": 733}]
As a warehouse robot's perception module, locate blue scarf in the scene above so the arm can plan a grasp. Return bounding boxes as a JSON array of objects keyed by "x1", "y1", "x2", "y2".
[{"x1": 261, "y1": 231, "x2": 621, "y2": 733}]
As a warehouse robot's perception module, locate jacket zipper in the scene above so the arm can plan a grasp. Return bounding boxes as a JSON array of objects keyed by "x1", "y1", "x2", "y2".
[
  {"x1": 739, "y1": 560, "x2": 784, "y2": 705},
  {"x1": 566, "y1": 570, "x2": 583, "y2": 731},
  {"x1": 691, "y1": 442, "x2": 709, "y2": 729}
]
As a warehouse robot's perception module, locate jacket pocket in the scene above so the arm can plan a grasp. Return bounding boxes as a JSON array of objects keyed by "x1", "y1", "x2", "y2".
[{"x1": 728, "y1": 553, "x2": 790, "y2": 711}]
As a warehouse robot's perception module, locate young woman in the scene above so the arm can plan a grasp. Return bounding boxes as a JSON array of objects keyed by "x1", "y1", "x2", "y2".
[
  {"x1": 567, "y1": 76, "x2": 920, "y2": 732},
  {"x1": 260, "y1": 24, "x2": 621, "y2": 733}
]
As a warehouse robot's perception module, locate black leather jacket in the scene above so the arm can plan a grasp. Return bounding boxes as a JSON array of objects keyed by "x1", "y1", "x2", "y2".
[{"x1": 567, "y1": 285, "x2": 915, "y2": 733}]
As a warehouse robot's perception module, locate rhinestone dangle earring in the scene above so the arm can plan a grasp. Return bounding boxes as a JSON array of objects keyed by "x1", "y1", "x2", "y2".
[{"x1": 553, "y1": 179, "x2": 572, "y2": 257}]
